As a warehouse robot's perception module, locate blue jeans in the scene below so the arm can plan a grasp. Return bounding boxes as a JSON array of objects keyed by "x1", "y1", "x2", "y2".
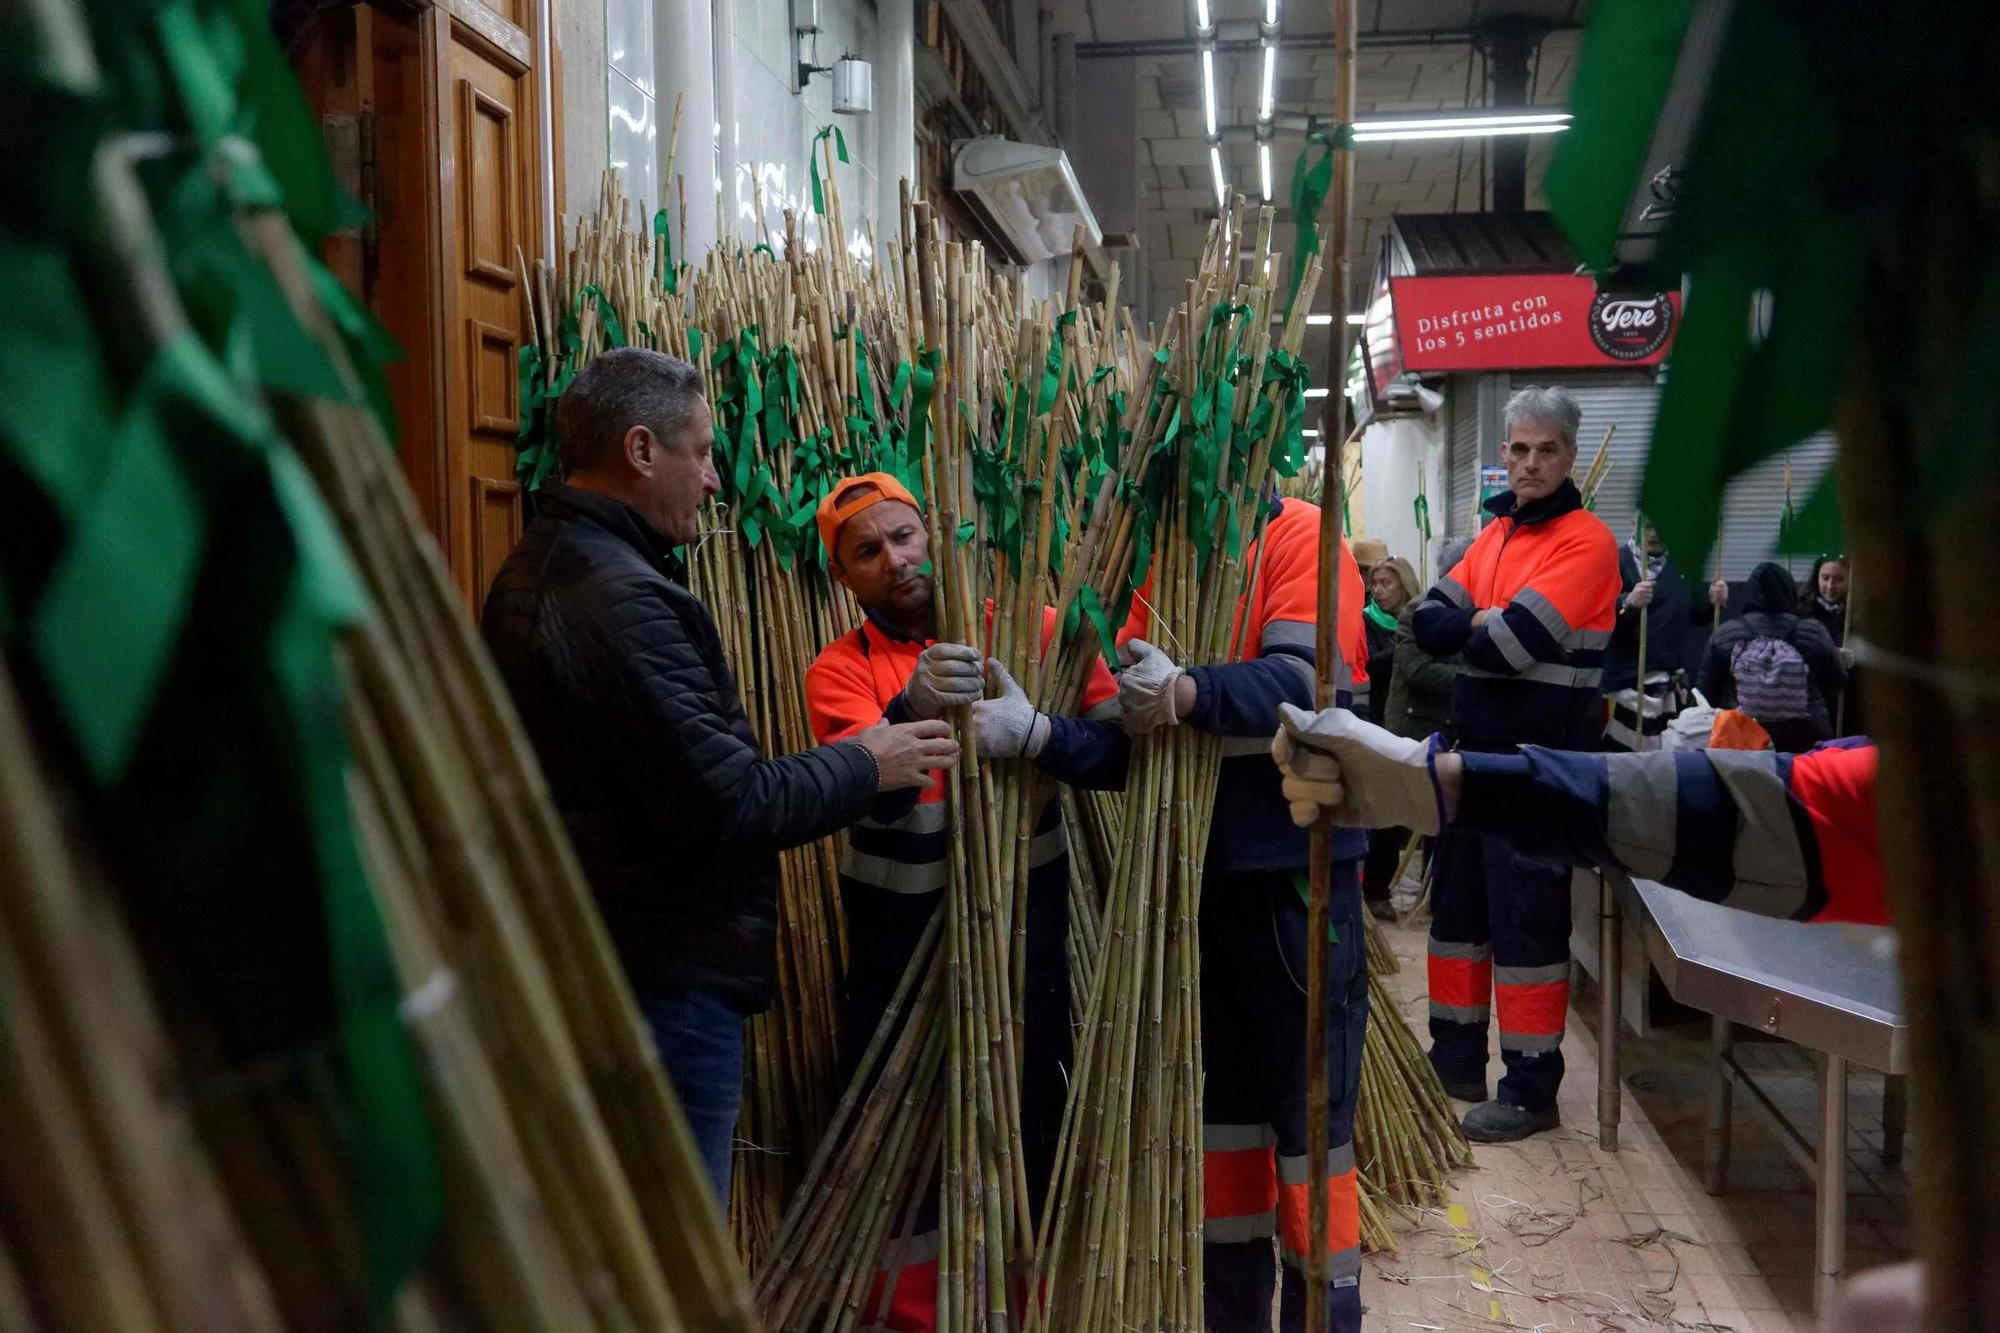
[{"x1": 639, "y1": 989, "x2": 744, "y2": 1210}]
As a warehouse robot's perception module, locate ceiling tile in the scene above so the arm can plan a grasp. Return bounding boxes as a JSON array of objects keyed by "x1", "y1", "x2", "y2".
[{"x1": 1151, "y1": 136, "x2": 1209, "y2": 168}]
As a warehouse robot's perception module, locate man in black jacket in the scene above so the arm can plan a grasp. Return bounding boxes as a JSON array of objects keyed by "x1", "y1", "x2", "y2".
[{"x1": 481, "y1": 347, "x2": 959, "y2": 1207}]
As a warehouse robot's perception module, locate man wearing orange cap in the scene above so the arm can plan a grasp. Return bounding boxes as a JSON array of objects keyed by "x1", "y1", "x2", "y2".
[{"x1": 804, "y1": 473, "x2": 1127, "y2": 1332}]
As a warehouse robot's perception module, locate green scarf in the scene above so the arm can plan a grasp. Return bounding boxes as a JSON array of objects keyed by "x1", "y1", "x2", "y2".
[{"x1": 1364, "y1": 600, "x2": 1399, "y2": 633}]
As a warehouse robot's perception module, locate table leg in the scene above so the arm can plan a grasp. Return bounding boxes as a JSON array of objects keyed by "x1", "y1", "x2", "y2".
[
  {"x1": 1597, "y1": 871, "x2": 1621, "y2": 1152},
  {"x1": 1815, "y1": 1053, "x2": 1849, "y2": 1316},
  {"x1": 1705, "y1": 1016, "x2": 1734, "y2": 1194},
  {"x1": 1882, "y1": 1073, "x2": 1907, "y2": 1167}
]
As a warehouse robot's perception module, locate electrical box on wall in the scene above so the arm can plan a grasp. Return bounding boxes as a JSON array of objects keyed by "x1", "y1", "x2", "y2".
[{"x1": 833, "y1": 57, "x2": 872, "y2": 114}]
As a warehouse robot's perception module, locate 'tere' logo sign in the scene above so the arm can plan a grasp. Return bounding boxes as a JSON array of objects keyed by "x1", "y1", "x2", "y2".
[{"x1": 1587, "y1": 293, "x2": 1675, "y2": 361}]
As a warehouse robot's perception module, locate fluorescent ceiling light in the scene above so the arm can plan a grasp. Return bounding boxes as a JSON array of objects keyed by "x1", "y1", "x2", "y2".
[
  {"x1": 1301, "y1": 313, "x2": 1369, "y2": 326},
  {"x1": 1259, "y1": 142, "x2": 1272, "y2": 202},
  {"x1": 1304, "y1": 387, "x2": 1329, "y2": 399},
  {"x1": 1201, "y1": 49, "x2": 1218, "y2": 137},
  {"x1": 1357, "y1": 111, "x2": 1570, "y2": 132},
  {"x1": 1302, "y1": 428, "x2": 1320, "y2": 438},
  {"x1": 1209, "y1": 143, "x2": 1227, "y2": 208},
  {"x1": 1265, "y1": 0, "x2": 1279, "y2": 22},
  {"x1": 1354, "y1": 123, "x2": 1569, "y2": 144},
  {"x1": 1195, "y1": 0, "x2": 1211, "y2": 28},
  {"x1": 1351, "y1": 111, "x2": 1572, "y2": 144},
  {"x1": 1260, "y1": 44, "x2": 1276, "y2": 119}
]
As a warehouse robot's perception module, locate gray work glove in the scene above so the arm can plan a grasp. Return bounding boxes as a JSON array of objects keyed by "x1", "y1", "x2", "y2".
[
  {"x1": 1270, "y1": 702, "x2": 1442, "y2": 835},
  {"x1": 1117, "y1": 637, "x2": 1185, "y2": 736},
  {"x1": 973, "y1": 658, "x2": 1051, "y2": 759},
  {"x1": 903, "y1": 641, "x2": 984, "y2": 719}
]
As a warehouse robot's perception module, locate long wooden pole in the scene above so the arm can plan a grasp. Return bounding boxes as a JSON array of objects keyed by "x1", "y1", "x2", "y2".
[{"x1": 1307, "y1": 0, "x2": 1359, "y2": 1325}]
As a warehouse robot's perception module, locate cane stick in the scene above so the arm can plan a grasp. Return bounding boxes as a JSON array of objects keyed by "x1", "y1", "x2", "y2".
[{"x1": 1305, "y1": 2, "x2": 1359, "y2": 1323}]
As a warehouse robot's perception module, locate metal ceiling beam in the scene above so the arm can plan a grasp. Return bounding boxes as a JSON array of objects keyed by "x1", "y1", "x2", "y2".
[{"x1": 1075, "y1": 26, "x2": 1576, "y2": 58}]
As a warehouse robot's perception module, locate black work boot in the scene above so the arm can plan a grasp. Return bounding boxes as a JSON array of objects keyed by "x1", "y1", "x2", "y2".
[
  {"x1": 1461, "y1": 1099, "x2": 1560, "y2": 1143},
  {"x1": 1441, "y1": 1076, "x2": 1488, "y2": 1103}
]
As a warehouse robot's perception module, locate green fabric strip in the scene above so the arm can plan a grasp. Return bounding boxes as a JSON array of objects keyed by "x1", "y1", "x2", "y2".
[
  {"x1": 1542, "y1": 0, "x2": 1697, "y2": 272},
  {"x1": 809, "y1": 123, "x2": 849, "y2": 218},
  {"x1": 30, "y1": 393, "x2": 205, "y2": 783}
]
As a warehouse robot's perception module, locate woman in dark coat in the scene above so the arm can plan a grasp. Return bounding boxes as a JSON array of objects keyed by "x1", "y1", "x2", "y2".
[
  {"x1": 1360, "y1": 556, "x2": 1423, "y2": 916},
  {"x1": 1699, "y1": 562, "x2": 1846, "y2": 751},
  {"x1": 1801, "y1": 555, "x2": 1861, "y2": 734}
]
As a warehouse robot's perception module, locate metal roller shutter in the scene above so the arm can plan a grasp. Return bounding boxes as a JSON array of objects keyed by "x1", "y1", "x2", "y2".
[
  {"x1": 1444, "y1": 374, "x2": 1483, "y2": 536},
  {"x1": 1715, "y1": 431, "x2": 1841, "y2": 581},
  {"x1": 1537, "y1": 373, "x2": 1836, "y2": 579},
  {"x1": 1535, "y1": 372, "x2": 1660, "y2": 548}
]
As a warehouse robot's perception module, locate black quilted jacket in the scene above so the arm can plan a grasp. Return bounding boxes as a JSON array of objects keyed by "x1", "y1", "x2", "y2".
[{"x1": 480, "y1": 483, "x2": 879, "y2": 1012}]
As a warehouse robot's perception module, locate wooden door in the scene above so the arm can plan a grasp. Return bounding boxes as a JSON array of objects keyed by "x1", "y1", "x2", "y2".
[
  {"x1": 293, "y1": 0, "x2": 552, "y2": 613},
  {"x1": 434, "y1": 0, "x2": 544, "y2": 611}
]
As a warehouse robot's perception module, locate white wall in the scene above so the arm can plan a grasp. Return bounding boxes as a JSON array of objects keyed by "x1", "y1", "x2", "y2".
[
  {"x1": 593, "y1": 0, "x2": 908, "y2": 263},
  {"x1": 1359, "y1": 413, "x2": 1449, "y2": 588},
  {"x1": 723, "y1": 0, "x2": 886, "y2": 262},
  {"x1": 605, "y1": 0, "x2": 658, "y2": 215},
  {"x1": 558, "y1": 0, "x2": 609, "y2": 220}
]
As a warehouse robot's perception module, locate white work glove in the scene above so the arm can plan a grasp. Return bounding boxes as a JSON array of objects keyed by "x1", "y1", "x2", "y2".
[
  {"x1": 1838, "y1": 646, "x2": 1856, "y2": 671},
  {"x1": 903, "y1": 641, "x2": 984, "y2": 719},
  {"x1": 973, "y1": 659, "x2": 1051, "y2": 759},
  {"x1": 1270, "y1": 702, "x2": 1442, "y2": 835},
  {"x1": 1626, "y1": 578, "x2": 1655, "y2": 610},
  {"x1": 1117, "y1": 637, "x2": 1185, "y2": 736}
]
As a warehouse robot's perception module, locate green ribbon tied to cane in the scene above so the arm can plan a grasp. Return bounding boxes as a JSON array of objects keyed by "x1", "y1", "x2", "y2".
[
  {"x1": 810, "y1": 123, "x2": 849, "y2": 218},
  {"x1": 653, "y1": 207, "x2": 678, "y2": 295},
  {"x1": 1286, "y1": 123, "x2": 1355, "y2": 317}
]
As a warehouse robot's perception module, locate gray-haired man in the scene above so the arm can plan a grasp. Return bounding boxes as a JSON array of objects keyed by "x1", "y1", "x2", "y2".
[
  {"x1": 1406, "y1": 385, "x2": 1620, "y2": 1142},
  {"x1": 480, "y1": 347, "x2": 960, "y2": 1206}
]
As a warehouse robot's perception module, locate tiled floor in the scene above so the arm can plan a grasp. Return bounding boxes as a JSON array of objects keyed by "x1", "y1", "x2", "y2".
[{"x1": 1357, "y1": 918, "x2": 1912, "y2": 1332}]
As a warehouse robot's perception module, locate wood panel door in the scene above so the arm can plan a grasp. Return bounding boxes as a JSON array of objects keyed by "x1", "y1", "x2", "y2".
[
  {"x1": 434, "y1": 0, "x2": 544, "y2": 612},
  {"x1": 294, "y1": 0, "x2": 550, "y2": 613}
]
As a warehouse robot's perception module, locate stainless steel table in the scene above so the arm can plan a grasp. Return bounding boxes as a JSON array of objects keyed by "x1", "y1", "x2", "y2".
[{"x1": 1594, "y1": 871, "x2": 1908, "y2": 1314}]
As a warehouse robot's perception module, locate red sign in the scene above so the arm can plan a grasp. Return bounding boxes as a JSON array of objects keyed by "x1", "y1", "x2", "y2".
[{"x1": 1391, "y1": 273, "x2": 1680, "y2": 373}]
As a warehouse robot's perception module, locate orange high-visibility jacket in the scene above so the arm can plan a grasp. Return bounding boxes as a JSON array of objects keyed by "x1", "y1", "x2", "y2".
[{"x1": 1412, "y1": 478, "x2": 1618, "y2": 749}]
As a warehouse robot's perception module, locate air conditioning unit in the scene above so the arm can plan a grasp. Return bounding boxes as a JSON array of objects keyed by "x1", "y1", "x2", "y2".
[{"x1": 951, "y1": 138, "x2": 1102, "y2": 266}]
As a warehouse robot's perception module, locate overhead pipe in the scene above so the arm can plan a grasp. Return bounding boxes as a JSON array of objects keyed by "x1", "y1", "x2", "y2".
[{"x1": 1075, "y1": 25, "x2": 1576, "y2": 59}]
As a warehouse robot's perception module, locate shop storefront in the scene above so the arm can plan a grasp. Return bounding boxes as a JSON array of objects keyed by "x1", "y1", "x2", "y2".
[{"x1": 1354, "y1": 212, "x2": 1835, "y2": 584}]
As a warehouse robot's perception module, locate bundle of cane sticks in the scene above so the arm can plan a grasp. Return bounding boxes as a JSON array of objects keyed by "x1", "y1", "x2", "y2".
[{"x1": 2, "y1": 10, "x2": 746, "y2": 1329}]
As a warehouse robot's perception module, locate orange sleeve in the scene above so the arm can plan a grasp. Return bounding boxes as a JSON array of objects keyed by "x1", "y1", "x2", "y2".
[
  {"x1": 804, "y1": 637, "x2": 884, "y2": 743},
  {"x1": 1791, "y1": 743, "x2": 1887, "y2": 926},
  {"x1": 1528, "y1": 515, "x2": 1621, "y2": 633},
  {"x1": 1238, "y1": 500, "x2": 1368, "y2": 684},
  {"x1": 1339, "y1": 537, "x2": 1368, "y2": 687},
  {"x1": 1117, "y1": 570, "x2": 1153, "y2": 645},
  {"x1": 1245, "y1": 499, "x2": 1321, "y2": 638}
]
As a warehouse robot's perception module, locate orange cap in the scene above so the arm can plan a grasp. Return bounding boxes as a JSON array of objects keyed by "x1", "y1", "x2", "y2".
[{"x1": 816, "y1": 472, "x2": 923, "y2": 559}]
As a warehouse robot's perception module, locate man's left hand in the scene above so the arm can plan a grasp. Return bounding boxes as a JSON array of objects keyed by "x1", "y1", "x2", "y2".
[
  {"x1": 1270, "y1": 703, "x2": 1445, "y2": 834},
  {"x1": 973, "y1": 659, "x2": 1051, "y2": 759},
  {"x1": 1470, "y1": 608, "x2": 1494, "y2": 628},
  {"x1": 1117, "y1": 638, "x2": 1187, "y2": 735}
]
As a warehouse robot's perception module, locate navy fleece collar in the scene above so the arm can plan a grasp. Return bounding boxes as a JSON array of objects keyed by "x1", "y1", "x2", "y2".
[{"x1": 1483, "y1": 476, "x2": 1584, "y2": 526}]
